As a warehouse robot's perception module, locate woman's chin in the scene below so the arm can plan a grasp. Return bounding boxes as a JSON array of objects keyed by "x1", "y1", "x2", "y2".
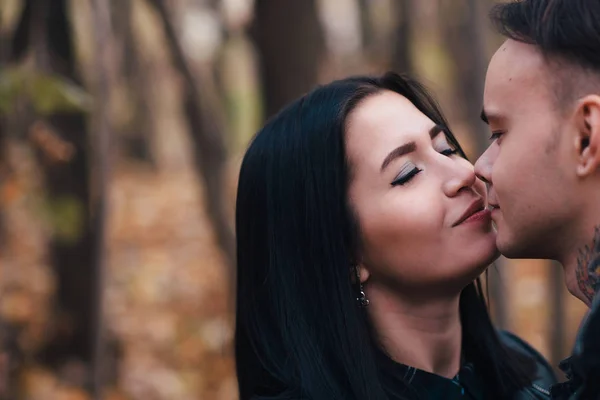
[
  {"x1": 481, "y1": 244, "x2": 501, "y2": 267},
  {"x1": 455, "y1": 238, "x2": 500, "y2": 283},
  {"x1": 471, "y1": 230, "x2": 500, "y2": 265}
]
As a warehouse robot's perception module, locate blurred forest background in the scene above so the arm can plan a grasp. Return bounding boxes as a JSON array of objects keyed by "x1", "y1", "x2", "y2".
[{"x1": 0, "y1": 0, "x2": 588, "y2": 399}]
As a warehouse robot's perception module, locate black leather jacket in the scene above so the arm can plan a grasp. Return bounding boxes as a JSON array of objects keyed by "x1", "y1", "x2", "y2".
[
  {"x1": 500, "y1": 331, "x2": 557, "y2": 399},
  {"x1": 376, "y1": 331, "x2": 556, "y2": 399},
  {"x1": 551, "y1": 295, "x2": 600, "y2": 399}
]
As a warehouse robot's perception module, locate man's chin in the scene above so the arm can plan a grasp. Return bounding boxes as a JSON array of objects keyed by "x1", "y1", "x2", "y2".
[
  {"x1": 496, "y1": 233, "x2": 543, "y2": 260},
  {"x1": 495, "y1": 227, "x2": 520, "y2": 259}
]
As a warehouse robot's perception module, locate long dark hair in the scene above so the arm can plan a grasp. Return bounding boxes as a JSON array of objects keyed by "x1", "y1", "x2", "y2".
[{"x1": 235, "y1": 73, "x2": 535, "y2": 400}]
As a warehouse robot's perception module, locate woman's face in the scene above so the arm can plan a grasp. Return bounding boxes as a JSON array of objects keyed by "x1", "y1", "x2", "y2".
[{"x1": 346, "y1": 91, "x2": 498, "y2": 296}]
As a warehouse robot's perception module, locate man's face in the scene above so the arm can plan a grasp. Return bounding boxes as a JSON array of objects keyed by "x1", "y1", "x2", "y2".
[{"x1": 475, "y1": 40, "x2": 577, "y2": 259}]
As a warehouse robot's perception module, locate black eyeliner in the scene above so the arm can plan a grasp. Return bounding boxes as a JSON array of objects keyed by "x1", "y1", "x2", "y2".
[
  {"x1": 441, "y1": 149, "x2": 458, "y2": 156},
  {"x1": 391, "y1": 167, "x2": 422, "y2": 186}
]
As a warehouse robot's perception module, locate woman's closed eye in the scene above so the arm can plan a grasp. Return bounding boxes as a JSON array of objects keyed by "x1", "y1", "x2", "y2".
[
  {"x1": 435, "y1": 129, "x2": 459, "y2": 157},
  {"x1": 440, "y1": 148, "x2": 458, "y2": 157},
  {"x1": 391, "y1": 164, "x2": 422, "y2": 186},
  {"x1": 391, "y1": 146, "x2": 459, "y2": 186}
]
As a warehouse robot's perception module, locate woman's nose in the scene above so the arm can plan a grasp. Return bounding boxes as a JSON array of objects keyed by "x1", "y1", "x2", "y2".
[{"x1": 442, "y1": 158, "x2": 477, "y2": 197}]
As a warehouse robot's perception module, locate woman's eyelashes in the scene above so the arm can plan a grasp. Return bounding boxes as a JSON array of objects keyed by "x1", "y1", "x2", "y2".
[
  {"x1": 390, "y1": 146, "x2": 458, "y2": 186},
  {"x1": 440, "y1": 148, "x2": 458, "y2": 157},
  {"x1": 391, "y1": 166, "x2": 422, "y2": 186}
]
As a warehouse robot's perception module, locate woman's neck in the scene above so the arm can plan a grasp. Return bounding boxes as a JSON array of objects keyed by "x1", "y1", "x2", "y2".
[{"x1": 366, "y1": 283, "x2": 463, "y2": 379}]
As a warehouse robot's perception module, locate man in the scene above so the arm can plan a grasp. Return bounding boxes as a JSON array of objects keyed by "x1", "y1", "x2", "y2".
[{"x1": 474, "y1": 0, "x2": 600, "y2": 398}]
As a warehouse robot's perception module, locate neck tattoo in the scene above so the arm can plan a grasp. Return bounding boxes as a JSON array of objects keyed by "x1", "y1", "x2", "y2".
[{"x1": 576, "y1": 225, "x2": 600, "y2": 304}]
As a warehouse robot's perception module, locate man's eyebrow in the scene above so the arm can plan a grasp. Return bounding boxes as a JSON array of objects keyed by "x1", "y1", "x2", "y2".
[{"x1": 480, "y1": 109, "x2": 489, "y2": 125}]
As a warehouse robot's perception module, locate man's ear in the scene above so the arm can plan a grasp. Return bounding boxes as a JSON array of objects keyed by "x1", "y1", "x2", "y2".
[{"x1": 574, "y1": 95, "x2": 600, "y2": 177}]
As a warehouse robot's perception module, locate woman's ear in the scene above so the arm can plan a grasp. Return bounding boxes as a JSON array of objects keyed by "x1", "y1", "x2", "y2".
[
  {"x1": 356, "y1": 264, "x2": 370, "y2": 284},
  {"x1": 574, "y1": 95, "x2": 600, "y2": 177},
  {"x1": 350, "y1": 259, "x2": 370, "y2": 285}
]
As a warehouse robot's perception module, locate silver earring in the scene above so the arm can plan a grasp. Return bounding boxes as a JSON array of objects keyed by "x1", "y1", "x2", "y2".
[
  {"x1": 354, "y1": 265, "x2": 370, "y2": 307},
  {"x1": 357, "y1": 285, "x2": 370, "y2": 307}
]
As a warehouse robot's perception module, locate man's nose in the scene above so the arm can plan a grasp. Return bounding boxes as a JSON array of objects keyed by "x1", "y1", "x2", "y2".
[{"x1": 474, "y1": 144, "x2": 497, "y2": 185}]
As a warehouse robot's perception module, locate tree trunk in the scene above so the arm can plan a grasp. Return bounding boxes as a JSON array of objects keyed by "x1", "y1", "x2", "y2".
[
  {"x1": 0, "y1": 10, "x2": 7, "y2": 394},
  {"x1": 1, "y1": 7, "x2": 27, "y2": 398},
  {"x1": 0, "y1": 322, "x2": 20, "y2": 400},
  {"x1": 90, "y1": 0, "x2": 115, "y2": 396},
  {"x1": 252, "y1": 0, "x2": 325, "y2": 117},
  {"x1": 35, "y1": 0, "x2": 94, "y2": 373},
  {"x1": 112, "y1": 0, "x2": 155, "y2": 165},
  {"x1": 357, "y1": 0, "x2": 373, "y2": 55},
  {"x1": 9, "y1": 0, "x2": 116, "y2": 391},
  {"x1": 145, "y1": 0, "x2": 236, "y2": 282},
  {"x1": 0, "y1": 3, "x2": 9, "y2": 242},
  {"x1": 391, "y1": 0, "x2": 413, "y2": 75},
  {"x1": 440, "y1": 0, "x2": 487, "y2": 152}
]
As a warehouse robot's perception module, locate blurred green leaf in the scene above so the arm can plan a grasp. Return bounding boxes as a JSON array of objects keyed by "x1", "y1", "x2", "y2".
[
  {"x1": 30, "y1": 73, "x2": 92, "y2": 114},
  {"x1": 0, "y1": 67, "x2": 24, "y2": 113},
  {"x1": 0, "y1": 66, "x2": 92, "y2": 115},
  {"x1": 43, "y1": 195, "x2": 85, "y2": 243}
]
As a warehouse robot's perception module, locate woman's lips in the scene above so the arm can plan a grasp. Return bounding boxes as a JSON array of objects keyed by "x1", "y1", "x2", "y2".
[{"x1": 460, "y1": 208, "x2": 492, "y2": 225}]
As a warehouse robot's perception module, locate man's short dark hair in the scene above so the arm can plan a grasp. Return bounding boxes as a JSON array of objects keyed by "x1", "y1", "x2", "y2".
[
  {"x1": 491, "y1": 0, "x2": 600, "y2": 104},
  {"x1": 491, "y1": 0, "x2": 600, "y2": 71}
]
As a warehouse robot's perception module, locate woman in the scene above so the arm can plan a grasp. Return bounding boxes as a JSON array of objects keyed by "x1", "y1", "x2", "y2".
[{"x1": 235, "y1": 73, "x2": 555, "y2": 399}]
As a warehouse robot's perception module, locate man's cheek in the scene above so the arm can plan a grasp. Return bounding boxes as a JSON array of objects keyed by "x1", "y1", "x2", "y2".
[{"x1": 492, "y1": 159, "x2": 509, "y2": 190}]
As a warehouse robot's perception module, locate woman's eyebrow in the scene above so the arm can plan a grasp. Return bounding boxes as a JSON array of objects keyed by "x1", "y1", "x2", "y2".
[{"x1": 380, "y1": 125, "x2": 444, "y2": 172}]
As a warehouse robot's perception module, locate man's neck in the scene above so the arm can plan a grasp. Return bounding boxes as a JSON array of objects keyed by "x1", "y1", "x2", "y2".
[
  {"x1": 562, "y1": 224, "x2": 600, "y2": 307},
  {"x1": 365, "y1": 283, "x2": 462, "y2": 378}
]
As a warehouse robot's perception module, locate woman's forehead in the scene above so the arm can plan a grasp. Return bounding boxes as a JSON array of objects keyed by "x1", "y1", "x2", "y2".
[{"x1": 345, "y1": 91, "x2": 435, "y2": 149}]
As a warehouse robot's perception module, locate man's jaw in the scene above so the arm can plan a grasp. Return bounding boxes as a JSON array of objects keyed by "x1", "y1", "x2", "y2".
[{"x1": 487, "y1": 201, "x2": 598, "y2": 308}]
